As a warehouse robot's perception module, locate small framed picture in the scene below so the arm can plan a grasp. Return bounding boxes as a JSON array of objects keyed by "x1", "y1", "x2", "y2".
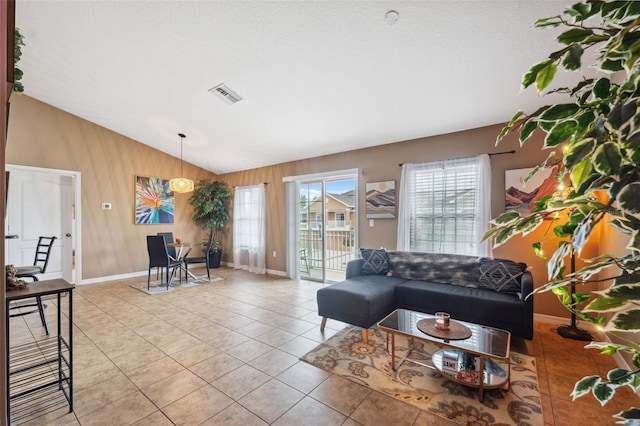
[{"x1": 365, "y1": 180, "x2": 396, "y2": 219}]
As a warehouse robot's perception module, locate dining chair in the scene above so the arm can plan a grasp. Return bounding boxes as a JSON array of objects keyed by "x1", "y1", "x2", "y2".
[
  {"x1": 184, "y1": 232, "x2": 214, "y2": 281},
  {"x1": 10, "y1": 236, "x2": 58, "y2": 335},
  {"x1": 146, "y1": 235, "x2": 181, "y2": 290},
  {"x1": 157, "y1": 232, "x2": 177, "y2": 260}
]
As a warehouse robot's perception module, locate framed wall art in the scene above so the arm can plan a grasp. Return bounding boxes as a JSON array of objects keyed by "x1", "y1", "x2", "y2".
[
  {"x1": 366, "y1": 180, "x2": 396, "y2": 219},
  {"x1": 505, "y1": 166, "x2": 559, "y2": 215},
  {"x1": 135, "y1": 175, "x2": 174, "y2": 224}
]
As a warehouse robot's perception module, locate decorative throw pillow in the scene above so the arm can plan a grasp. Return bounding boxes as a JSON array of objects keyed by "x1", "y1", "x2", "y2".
[
  {"x1": 478, "y1": 258, "x2": 527, "y2": 295},
  {"x1": 360, "y1": 248, "x2": 389, "y2": 275}
]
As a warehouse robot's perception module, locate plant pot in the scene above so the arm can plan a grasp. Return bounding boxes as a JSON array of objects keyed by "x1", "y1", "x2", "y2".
[{"x1": 208, "y1": 250, "x2": 222, "y2": 269}]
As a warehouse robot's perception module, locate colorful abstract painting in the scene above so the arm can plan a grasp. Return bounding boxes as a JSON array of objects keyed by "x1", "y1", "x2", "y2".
[
  {"x1": 135, "y1": 176, "x2": 174, "y2": 224},
  {"x1": 366, "y1": 180, "x2": 396, "y2": 219}
]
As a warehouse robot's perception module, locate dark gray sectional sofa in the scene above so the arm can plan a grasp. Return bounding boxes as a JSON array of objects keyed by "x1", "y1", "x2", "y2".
[{"x1": 317, "y1": 250, "x2": 534, "y2": 343}]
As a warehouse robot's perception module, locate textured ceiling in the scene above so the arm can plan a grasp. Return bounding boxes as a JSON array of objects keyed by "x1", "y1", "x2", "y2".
[{"x1": 15, "y1": 1, "x2": 580, "y2": 174}]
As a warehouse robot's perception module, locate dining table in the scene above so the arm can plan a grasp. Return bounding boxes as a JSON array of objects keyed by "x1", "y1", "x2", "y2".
[{"x1": 167, "y1": 241, "x2": 198, "y2": 283}]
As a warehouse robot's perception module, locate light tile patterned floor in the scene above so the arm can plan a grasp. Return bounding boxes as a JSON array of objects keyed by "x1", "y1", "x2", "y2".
[{"x1": 7, "y1": 267, "x2": 638, "y2": 425}]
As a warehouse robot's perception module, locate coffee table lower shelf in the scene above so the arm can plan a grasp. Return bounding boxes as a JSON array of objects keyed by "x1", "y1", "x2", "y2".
[
  {"x1": 432, "y1": 349, "x2": 509, "y2": 391},
  {"x1": 384, "y1": 336, "x2": 510, "y2": 402}
]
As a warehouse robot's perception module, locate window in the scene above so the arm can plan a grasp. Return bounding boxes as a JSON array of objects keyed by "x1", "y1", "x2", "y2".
[
  {"x1": 397, "y1": 155, "x2": 491, "y2": 256},
  {"x1": 335, "y1": 212, "x2": 345, "y2": 227}
]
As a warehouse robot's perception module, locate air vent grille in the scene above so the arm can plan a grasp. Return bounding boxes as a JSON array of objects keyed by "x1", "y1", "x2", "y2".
[{"x1": 209, "y1": 83, "x2": 242, "y2": 104}]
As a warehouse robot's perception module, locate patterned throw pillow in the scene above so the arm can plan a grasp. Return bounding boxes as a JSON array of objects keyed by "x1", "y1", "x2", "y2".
[
  {"x1": 478, "y1": 258, "x2": 527, "y2": 295},
  {"x1": 360, "y1": 248, "x2": 389, "y2": 275}
]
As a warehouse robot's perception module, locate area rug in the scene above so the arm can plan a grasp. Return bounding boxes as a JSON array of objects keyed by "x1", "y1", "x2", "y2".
[
  {"x1": 301, "y1": 326, "x2": 542, "y2": 426},
  {"x1": 130, "y1": 275, "x2": 224, "y2": 295}
]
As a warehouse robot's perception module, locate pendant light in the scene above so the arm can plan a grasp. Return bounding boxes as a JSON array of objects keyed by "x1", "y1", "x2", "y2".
[{"x1": 169, "y1": 133, "x2": 194, "y2": 193}]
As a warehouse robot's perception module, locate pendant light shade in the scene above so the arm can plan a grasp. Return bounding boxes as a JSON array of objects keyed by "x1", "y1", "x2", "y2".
[
  {"x1": 169, "y1": 133, "x2": 194, "y2": 193},
  {"x1": 169, "y1": 177, "x2": 194, "y2": 193}
]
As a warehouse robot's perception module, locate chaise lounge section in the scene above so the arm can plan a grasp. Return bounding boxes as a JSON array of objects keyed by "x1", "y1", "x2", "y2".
[{"x1": 317, "y1": 250, "x2": 534, "y2": 343}]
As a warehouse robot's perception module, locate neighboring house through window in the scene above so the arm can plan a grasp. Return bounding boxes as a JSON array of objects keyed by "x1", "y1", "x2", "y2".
[{"x1": 397, "y1": 155, "x2": 491, "y2": 256}]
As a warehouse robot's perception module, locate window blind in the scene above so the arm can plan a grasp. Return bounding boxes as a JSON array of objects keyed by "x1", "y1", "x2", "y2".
[{"x1": 399, "y1": 155, "x2": 491, "y2": 256}]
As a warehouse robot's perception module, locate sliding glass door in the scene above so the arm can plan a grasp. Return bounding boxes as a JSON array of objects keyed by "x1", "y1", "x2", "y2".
[{"x1": 298, "y1": 177, "x2": 357, "y2": 282}]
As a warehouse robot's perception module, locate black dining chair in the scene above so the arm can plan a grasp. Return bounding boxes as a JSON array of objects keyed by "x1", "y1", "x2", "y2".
[
  {"x1": 146, "y1": 235, "x2": 182, "y2": 290},
  {"x1": 184, "y1": 232, "x2": 214, "y2": 281},
  {"x1": 10, "y1": 236, "x2": 57, "y2": 335},
  {"x1": 157, "y1": 232, "x2": 177, "y2": 260}
]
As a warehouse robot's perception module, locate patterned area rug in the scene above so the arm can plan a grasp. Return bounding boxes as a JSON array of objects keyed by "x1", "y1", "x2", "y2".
[
  {"x1": 301, "y1": 326, "x2": 542, "y2": 426},
  {"x1": 130, "y1": 275, "x2": 224, "y2": 295}
]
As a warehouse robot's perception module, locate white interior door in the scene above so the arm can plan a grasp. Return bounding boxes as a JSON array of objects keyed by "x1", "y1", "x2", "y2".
[{"x1": 5, "y1": 168, "x2": 74, "y2": 282}]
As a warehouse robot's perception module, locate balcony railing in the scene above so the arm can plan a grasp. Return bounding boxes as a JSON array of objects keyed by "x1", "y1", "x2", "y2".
[
  {"x1": 299, "y1": 229, "x2": 356, "y2": 275},
  {"x1": 300, "y1": 221, "x2": 352, "y2": 230}
]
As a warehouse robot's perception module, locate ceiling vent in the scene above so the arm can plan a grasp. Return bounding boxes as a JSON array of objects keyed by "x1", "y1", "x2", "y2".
[{"x1": 209, "y1": 83, "x2": 242, "y2": 105}]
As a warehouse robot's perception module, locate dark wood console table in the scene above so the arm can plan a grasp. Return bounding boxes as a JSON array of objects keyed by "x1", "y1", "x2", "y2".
[{"x1": 6, "y1": 278, "x2": 75, "y2": 424}]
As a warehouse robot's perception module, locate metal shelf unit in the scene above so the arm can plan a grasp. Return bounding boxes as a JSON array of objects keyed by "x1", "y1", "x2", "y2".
[{"x1": 6, "y1": 279, "x2": 74, "y2": 425}]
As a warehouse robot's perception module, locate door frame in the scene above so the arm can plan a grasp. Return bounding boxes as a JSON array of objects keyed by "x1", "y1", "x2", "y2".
[
  {"x1": 6, "y1": 164, "x2": 82, "y2": 284},
  {"x1": 298, "y1": 180, "x2": 326, "y2": 282},
  {"x1": 284, "y1": 168, "x2": 359, "y2": 281}
]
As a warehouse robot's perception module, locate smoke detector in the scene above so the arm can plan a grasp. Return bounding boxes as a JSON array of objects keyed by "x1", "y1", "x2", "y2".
[
  {"x1": 209, "y1": 83, "x2": 242, "y2": 104},
  {"x1": 385, "y1": 10, "x2": 399, "y2": 25}
]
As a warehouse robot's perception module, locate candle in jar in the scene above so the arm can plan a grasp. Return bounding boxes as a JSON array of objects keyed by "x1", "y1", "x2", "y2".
[{"x1": 435, "y1": 312, "x2": 450, "y2": 329}]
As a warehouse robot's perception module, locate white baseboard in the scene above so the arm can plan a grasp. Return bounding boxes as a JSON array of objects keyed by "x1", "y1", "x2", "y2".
[
  {"x1": 79, "y1": 264, "x2": 288, "y2": 285},
  {"x1": 221, "y1": 261, "x2": 287, "y2": 277},
  {"x1": 266, "y1": 268, "x2": 287, "y2": 277},
  {"x1": 79, "y1": 270, "x2": 148, "y2": 285},
  {"x1": 534, "y1": 313, "x2": 571, "y2": 326}
]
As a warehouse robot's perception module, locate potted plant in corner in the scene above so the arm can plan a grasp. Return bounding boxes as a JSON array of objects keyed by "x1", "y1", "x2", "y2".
[
  {"x1": 485, "y1": 1, "x2": 640, "y2": 423},
  {"x1": 188, "y1": 180, "x2": 231, "y2": 268}
]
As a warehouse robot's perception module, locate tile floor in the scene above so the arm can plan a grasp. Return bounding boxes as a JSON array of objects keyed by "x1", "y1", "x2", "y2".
[{"x1": 7, "y1": 267, "x2": 639, "y2": 425}]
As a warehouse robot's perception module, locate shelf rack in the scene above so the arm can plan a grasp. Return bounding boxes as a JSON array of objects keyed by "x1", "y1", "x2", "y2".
[{"x1": 6, "y1": 279, "x2": 75, "y2": 425}]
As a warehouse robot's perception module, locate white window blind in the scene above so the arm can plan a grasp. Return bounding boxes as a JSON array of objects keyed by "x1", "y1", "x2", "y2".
[{"x1": 397, "y1": 155, "x2": 491, "y2": 256}]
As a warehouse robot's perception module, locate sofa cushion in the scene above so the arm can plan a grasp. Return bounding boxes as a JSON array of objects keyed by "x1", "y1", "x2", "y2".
[
  {"x1": 394, "y1": 280, "x2": 524, "y2": 332},
  {"x1": 360, "y1": 248, "x2": 389, "y2": 275},
  {"x1": 478, "y1": 258, "x2": 526, "y2": 295},
  {"x1": 387, "y1": 251, "x2": 481, "y2": 287},
  {"x1": 316, "y1": 275, "x2": 405, "y2": 328}
]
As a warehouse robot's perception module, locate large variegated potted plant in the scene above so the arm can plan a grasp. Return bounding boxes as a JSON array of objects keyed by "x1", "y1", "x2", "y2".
[{"x1": 484, "y1": 1, "x2": 640, "y2": 423}]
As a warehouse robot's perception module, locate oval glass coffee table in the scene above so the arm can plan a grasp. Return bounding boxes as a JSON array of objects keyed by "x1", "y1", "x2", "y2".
[{"x1": 377, "y1": 309, "x2": 511, "y2": 402}]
